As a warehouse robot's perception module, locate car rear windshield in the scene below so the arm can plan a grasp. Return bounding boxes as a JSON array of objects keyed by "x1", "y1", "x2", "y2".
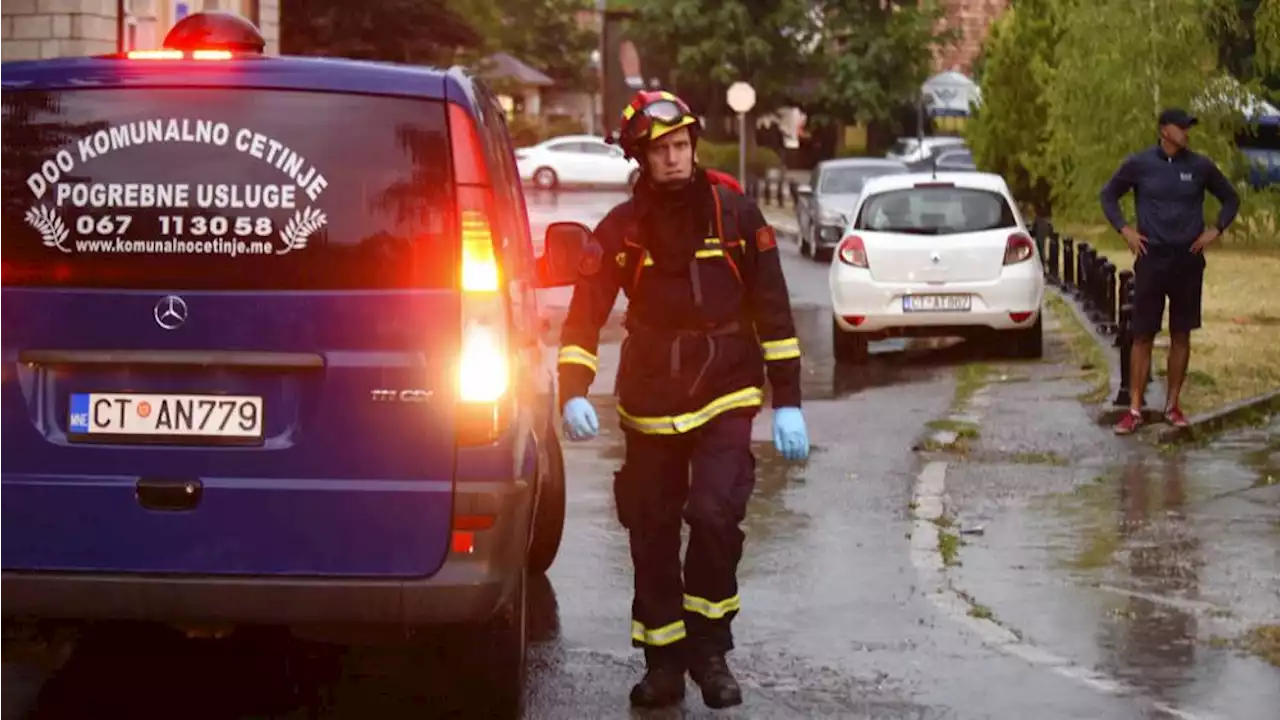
[
  {"x1": 854, "y1": 186, "x2": 1017, "y2": 235},
  {"x1": 2, "y1": 88, "x2": 456, "y2": 289},
  {"x1": 819, "y1": 166, "x2": 906, "y2": 194}
]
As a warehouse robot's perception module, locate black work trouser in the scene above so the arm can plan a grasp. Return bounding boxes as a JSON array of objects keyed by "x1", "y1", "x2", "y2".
[{"x1": 614, "y1": 413, "x2": 757, "y2": 668}]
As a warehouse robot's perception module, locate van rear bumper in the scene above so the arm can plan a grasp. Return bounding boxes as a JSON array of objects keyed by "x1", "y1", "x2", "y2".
[{"x1": 2, "y1": 480, "x2": 532, "y2": 631}]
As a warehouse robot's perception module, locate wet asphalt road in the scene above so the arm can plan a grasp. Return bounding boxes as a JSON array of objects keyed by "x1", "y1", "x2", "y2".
[{"x1": 4, "y1": 190, "x2": 1277, "y2": 719}]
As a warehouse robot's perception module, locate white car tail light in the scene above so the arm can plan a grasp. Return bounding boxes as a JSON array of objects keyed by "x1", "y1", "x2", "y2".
[
  {"x1": 1003, "y1": 233, "x2": 1036, "y2": 265},
  {"x1": 837, "y1": 235, "x2": 869, "y2": 268}
]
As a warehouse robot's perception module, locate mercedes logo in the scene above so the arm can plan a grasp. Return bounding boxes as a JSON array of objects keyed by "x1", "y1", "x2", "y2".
[{"x1": 154, "y1": 295, "x2": 188, "y2": 330}]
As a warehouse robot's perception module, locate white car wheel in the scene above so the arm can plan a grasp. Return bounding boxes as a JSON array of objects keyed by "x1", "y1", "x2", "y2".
[{"x1": 533, "y1": 167, "x2": 558, "y2": 189}]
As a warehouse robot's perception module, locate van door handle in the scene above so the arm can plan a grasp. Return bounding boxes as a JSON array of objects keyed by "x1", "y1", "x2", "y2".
[{"x1": 136, "y1": 478, "x2": 203, "y2": 512}]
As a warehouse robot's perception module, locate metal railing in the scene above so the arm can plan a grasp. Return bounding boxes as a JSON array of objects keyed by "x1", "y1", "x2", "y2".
[{"x1": 1030, "y1": 219, "x2": 1144, "y2": 407}]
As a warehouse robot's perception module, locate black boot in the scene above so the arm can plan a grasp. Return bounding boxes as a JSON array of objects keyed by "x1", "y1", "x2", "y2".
[
  {"x1": 688, "y1": 653, "x2": 743, "y2": 709},
  {"x1": 629, "y1": 664, "x2": 686, "y2": 708}
]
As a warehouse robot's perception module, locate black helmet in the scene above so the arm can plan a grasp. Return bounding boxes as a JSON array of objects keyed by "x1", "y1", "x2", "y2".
[{"x1": 163, "y1": 11, "x2": 266, "y2": 53}]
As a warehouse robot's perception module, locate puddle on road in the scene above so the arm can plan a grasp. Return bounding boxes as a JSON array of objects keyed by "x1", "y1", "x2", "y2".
[{"x1": 1023, "y1": 420, "x2": 1280, "y2": 710}]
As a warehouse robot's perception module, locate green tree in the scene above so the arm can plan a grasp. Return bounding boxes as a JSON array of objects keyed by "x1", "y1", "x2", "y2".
[
  {"x1": 461, "y1": 0, "x2": 601, "y2": 92},
  {"x1": 965, "y1": 1, "x2": 1058, "y2": 215},
  {"x1": 280, "y1": 0, "x2": 482, "y2": 65},
  {"x1": 1256, "y1": 0, "x2": 1280, "y2": 76},
  {"x1": 1042, "y1": 0, "x2": 1243, "y2": 220},
  {"x1": 626, "y1": 0, "x2": 814, "y2": 134},
  {"x1": 806, "y1": 0, "x2": 952, "y2": 149}
]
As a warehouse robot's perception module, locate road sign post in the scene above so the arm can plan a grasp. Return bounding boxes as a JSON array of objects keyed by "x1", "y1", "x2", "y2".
[{"x1": 726, "y1": 82, "x2": 757, "y2": 186}]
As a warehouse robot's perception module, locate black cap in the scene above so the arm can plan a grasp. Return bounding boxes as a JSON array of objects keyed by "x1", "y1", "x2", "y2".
[{"x1": 1158, "y1": 108, "x2": 1198, "y2": 129}]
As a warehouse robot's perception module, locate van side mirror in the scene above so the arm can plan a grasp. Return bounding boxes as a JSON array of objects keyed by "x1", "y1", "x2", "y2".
[{"x1": 536, "y1": 221, "x2": 594, "y2": 288}]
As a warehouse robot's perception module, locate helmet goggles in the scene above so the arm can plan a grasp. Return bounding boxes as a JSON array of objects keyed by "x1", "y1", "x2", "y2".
[{"x1": 619, "y1": 96, "x2": 697, "y2": 149}]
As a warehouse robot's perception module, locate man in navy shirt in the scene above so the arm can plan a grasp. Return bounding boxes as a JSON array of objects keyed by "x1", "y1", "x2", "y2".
[{"x1": 1099, "y1": 108, "x2": 1240, "y2": 435}]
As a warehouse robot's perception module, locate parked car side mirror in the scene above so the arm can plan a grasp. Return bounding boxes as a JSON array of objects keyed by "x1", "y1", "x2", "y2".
[
  {"x1": 796, "y1": 184, "x2": 813, "y2": 196},
  {"x1": 536, "y1": 221, "x2": 595, "y2": 288}
]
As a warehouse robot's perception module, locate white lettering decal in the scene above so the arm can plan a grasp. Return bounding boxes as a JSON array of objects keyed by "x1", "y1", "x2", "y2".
[{"x1": 22, "y1": 118, "x2": 330, "y2": 257}]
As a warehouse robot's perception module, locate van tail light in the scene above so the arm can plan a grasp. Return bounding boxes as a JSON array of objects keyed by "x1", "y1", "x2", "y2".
[
  {"x1": 837, "y1": 235, "x2": 869, "y2": 268},
  {"x1": 451, "y1": 513, "x2": 497, "y2": 554},
  {"x1": 1004, "y1": 233, "x2": 1036, "y2": 265},
  {"x1": 450, "y1": 103, "x2": 509, "y2": 446},
  {"x1": 125, "y1": 49, "x2": 232, "y2": 60},
  {"x1": 127, "y1": 49, "x2": 184, "y2": 60}
]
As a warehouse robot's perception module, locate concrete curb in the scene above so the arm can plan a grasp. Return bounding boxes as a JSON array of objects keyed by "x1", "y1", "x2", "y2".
[
  {"x1": 1050, "y1": 287, "x2": 1278, "y2": 442},
  {"x1": 1044, "y1": 286, "x2": 1156, "y2": 426},
  {"x1": 1156, "y1": 388, "x2": 1280, "y2": 443}
]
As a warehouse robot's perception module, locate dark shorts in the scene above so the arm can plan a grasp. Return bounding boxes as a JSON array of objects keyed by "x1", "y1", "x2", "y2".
[{"x1": 1131, "y1": 246, "x2": 1206, "y2": 336}]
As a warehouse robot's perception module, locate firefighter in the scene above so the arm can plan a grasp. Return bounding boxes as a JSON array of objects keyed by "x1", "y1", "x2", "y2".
[{"x1": 557, "y1": 90, "x2": 810, "y2": 709}]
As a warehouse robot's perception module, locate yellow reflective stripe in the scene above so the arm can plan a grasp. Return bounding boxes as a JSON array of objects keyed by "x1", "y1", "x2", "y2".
[
  {"x1": 683, "y1": 594, "x2": 741, "y2": 620},
  {"x1": 631, "y1": 619, "x2": 687, "y2": 646},
  {"x1": 642, "y1": 254, "x2": 655, "y2": 267},
  {"x1": 617, "y1": 387, "x2": 764, "y2": 435},
  {"x1": 659, "y1": 91, "x2": 679, "y2": 102},
  {"x1": 622, "y1": 105, "x2": 636, "y2": 120},
  {"x1": 557, "y1": 345, "x2": 599, "y2": 372},
  {"x1": 704, "y1": 237, "x2": 721, "y2": 246},
  {"x1": 694, "y1": 249, "x2": 724, "y2": 259},
  {"x1": 761, "y1": 337, "x2": 801, "y2": 361}
]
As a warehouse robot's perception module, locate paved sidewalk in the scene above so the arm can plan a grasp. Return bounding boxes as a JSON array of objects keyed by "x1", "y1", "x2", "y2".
[{"x1": 761, "y1": 206, "x2": 799, "y2": 237}]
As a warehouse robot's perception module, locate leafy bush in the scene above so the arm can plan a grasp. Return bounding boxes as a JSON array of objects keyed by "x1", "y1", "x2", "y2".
[{"x1": 696, "y1": 139, "x2": 784, "y2": 177}]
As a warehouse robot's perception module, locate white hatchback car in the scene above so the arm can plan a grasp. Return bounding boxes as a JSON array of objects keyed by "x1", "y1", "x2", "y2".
[
  {"x1": 828, "y1": 172, "x2": 1045, "y2": 364},
  {"x1": 515, "y1": 134, "x2": 640, "y2": 189}
]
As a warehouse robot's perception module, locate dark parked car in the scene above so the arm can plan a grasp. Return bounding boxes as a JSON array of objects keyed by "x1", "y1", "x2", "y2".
[
  {"x1": 794, "y1": 158, "x2": 910, "y2": 261},
  {"x1": 933, "y1": 147, "x2": 978, "y2": 172}
]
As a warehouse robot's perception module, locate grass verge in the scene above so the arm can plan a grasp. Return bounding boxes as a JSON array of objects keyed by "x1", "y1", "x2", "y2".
[
  {"x1": 1060, "y1": 224, "x2": 1280, "y2": 415},
  {"x1": 954, "y1": 363, "x2": 995, "y2": 411},
  {"x1": 926, "y1": 419, "x2": 980, "y2": 439},
  {"x1": 1043, "y1": 292, "x2": 1111, "y2": 403},
  {"x1": 1243, "y1": 624, "x2": 1280, "y2": 667},
  {"x1": 938, "y1": 530, "x2": 961, "y2": 566},
  {"x1": 1008, "y1": 450, "x2": 1069, "y2": 466}
]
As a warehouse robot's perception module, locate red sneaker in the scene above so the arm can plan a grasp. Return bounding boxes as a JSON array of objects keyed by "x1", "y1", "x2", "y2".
[
  {"x1": 1165, "y1": 406, "x2": 1190, "y2": 428},
  {"x1": 1114, "y1": 410, "x2": 1143, "y2": 435}
]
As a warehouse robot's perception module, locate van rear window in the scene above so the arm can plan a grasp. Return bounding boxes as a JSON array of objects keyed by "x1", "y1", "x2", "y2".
[{"x1": 1, "y1": 89, "x2": 456, "y2": 289}]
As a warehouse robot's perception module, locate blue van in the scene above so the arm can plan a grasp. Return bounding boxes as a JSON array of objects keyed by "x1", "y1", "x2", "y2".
[{"x1": 1, "y1": 13, "x2": 583, "y2": 716}]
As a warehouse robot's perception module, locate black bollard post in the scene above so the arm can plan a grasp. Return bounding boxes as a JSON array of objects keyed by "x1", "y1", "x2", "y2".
[
  {"x1": 788, "y1": 181, "x2": 798, "y2": 208},
  {"x1": 1048, "y1": 232, "x2": 1061, "y2": 285},
  {"x1": 1099, "y1": 261, "x2": 1117, "y2": 333},
  {"x1": 1062, "y1": 236, "x2": 1076, "y2": 290},
  {"x1": 1088, "y1": 253, "x2": 1107, "y2": 322},
  {"x1": 1113, "y1": 269, "x2": 1135, "y2": 407},
  {"x1": 1033, "y1": 218, "x2": 1050, "y2": 272},
  {"x1": 1077, "y1": 243, "x2": 1094, "y2": 307}
]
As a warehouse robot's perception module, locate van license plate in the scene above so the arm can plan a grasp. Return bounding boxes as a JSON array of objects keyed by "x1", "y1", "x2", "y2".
[
  {"x1": 903, "y1": 294, "x2": 972, "y2": 312},
  {"x1": 69, "y1": 393, "x2": 264, "y2": 440}
]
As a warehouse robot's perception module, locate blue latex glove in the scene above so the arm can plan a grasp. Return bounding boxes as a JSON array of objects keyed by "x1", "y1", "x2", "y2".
[
  {"x1": 562, "y1": 397, "x2": 599, "y2": 441},
  {"x1": 772, "y1": 407, "x2": 809, "y2": 461}
]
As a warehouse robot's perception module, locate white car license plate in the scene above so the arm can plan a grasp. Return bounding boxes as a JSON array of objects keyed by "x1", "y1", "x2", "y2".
[
  {"x1": 903, "y1": 294, "x2": 972, "y2": 312},
  {"x1": 68, "y1": 393, "x2": 264, "y2": 439}
]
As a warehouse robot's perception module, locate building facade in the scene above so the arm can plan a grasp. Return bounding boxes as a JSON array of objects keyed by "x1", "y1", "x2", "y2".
[
  {"x1": 3, "y1": 0, "x2": 280, "y2": 61},
  {"x1": 934, "y1": 0, "x2": 1009, "y2": 74}
]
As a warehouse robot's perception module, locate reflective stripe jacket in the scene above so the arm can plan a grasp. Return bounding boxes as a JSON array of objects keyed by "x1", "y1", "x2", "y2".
[{"x1": 557, "y1": 173, "x2": 801, "y2": 434}]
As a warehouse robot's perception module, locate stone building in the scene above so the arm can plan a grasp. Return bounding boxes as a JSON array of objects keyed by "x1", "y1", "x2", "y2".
[{"x1": 2, "y1": 0, "x2": 280, "y2": 61}]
